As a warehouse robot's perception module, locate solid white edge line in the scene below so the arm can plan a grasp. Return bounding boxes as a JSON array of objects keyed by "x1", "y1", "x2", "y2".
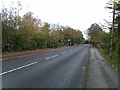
[{"x1": 0, "y1": 62, "x2": 37, "y2": 76}]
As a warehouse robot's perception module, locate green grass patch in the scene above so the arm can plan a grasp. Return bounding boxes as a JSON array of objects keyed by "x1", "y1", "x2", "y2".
[
  {"x1": 99, "y1": 49, "x2": 109, "y2": 60},
  {"x1": 99, "y1": 49, "x2": 119, "y2": 72},
  {"x1": 112, "y1": 50, "x2": 119, "y2": 72}
]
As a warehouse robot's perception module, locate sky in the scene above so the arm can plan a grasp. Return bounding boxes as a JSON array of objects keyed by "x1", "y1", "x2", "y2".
[{"x1": 0, "y1": 0, "x2": 112, "y2": 39}]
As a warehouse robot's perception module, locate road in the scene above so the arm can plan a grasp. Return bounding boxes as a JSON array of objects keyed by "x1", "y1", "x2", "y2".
[{"x1": 2, "y1": 44, "x2": 90, "y2": 88}]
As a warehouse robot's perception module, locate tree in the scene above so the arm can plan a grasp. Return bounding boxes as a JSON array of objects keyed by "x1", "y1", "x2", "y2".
[
  {"x1": 1, "y1": 1, "x2": 23, "y2": 51},
  {"x1": 87, "y1": 23, "x2": 105, "y2": 48},
  {"x1": 1, "y1": 1, "x2": 84, "y2": 52},
  {"x1": 106, "y1": 0, "x2": 120, "y2": 59}
]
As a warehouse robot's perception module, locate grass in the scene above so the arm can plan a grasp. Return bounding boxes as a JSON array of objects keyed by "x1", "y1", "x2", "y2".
[
  {"x1": 112, "y1": 50, "x2": 119, "y2": 72},
  {"x1": 99, "y1": 49, "x2": 119, "y2": 73},
  {"x1": 99, "y1": 49, "x2": 109, "y2": 60}
]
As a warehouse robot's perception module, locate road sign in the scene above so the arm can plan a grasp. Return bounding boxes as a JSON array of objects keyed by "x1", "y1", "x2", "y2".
[
  {"x1": 114, "y1": 24, "x2": 118, "y2": 29},
  {"x1": 68, "y1": 39, "x2": 70, "y2": 41}
]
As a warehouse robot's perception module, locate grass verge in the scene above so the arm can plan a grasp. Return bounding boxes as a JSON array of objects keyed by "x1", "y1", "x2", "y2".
[{"x1": 99, "y1": 49, "x2": 119, "y2": 73}]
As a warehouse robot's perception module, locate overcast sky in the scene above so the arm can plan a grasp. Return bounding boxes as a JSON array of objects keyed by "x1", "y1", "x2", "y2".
[{"x1": 0, "y1": 0, "x2": 112, "y2": 39}]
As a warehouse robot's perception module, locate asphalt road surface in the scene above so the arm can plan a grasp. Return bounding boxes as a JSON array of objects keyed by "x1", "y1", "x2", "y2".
[{"x1": 2, "y1": 44, "x2": 90, "y2": 88}]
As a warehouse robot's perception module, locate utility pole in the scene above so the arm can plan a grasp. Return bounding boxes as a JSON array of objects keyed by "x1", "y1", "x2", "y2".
[
  {"x1": 118, "y1": 4, "x2": 120, "y2": 72},
  {"x1": 109, "y1": 0, "x2": 115, "y2": 59}
]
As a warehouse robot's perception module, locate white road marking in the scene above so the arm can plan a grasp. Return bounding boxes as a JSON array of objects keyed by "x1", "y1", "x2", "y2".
[
  {"x1": 46, "y1": 57, "x2": 51, "y2": 60},
  {"x1": 51, "y1": 55, "x2": 58, "y2": 58},
  {"x1": 46, "y1": 55, "x2": 58, "y2": 60},
  {"x1": 0, "y1": 62, "x2": 37, "y2": 76},
  {"x1": 61, "y1": 52, "x2": 67, "y2": 55}
]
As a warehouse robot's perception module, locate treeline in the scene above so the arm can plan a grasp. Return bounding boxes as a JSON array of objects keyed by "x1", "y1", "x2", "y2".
[
  {"x1": 87, "y1": 0, "x2": 120, "y2": 71},
  {"x1": 87, "y1": 23, "x2": 112, "y2": 56},
  {"x1": 87, "y1": 22, "x2": 119, "y2": 71},
  {"x1": 1, "y1": 2, "x2": 84, "y2": 52}
]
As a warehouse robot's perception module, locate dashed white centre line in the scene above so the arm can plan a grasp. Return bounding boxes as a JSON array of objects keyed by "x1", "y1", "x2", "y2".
[
  {"x1": 46, "y1": 55, "x2": 58, "y2": 60},
  {"x1": 0, "y1": 62, "x2": 38, "y2": 76},
  {"x1": 51, "y1": 55, "x2": 58, "y2": 58},
  {"x1": 46, "y1": 57, "x2": 51, "y2": 60},
  {"x1": 61, "y1": 52, "x2": 67, "y2": 55}
]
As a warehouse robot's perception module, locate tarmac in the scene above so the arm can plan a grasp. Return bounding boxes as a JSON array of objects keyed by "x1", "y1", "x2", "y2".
[{"x1": 86, "y1": 48, "x2": 119, "y2": 88}]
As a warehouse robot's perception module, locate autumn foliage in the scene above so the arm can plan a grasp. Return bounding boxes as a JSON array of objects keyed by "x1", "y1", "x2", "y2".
[{"x1": 1, "y1": 2, "x2": 84, "y2": 52}]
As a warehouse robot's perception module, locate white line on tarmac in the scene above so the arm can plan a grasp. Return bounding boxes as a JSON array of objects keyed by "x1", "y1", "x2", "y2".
[
  {"x1": 51, "y1": 55, "x2": 58, "y2": 58},
  {"x1": 46, "y1": 55, "x2": 58, "y2": 60},
  {"x1": 0, "y1": 62, "x2": 38, "y2": 76},
  {"x1": 46, "y1": 57, "x2": 51, "y2": 60},
  {"x1": 61, "y1": 52, "x2": 67, "y2": 55}
]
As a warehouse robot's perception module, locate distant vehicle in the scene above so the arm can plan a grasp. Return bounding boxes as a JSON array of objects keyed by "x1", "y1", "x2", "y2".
[{"x1": 83, "y1": 40, "x2": 91, "y2": 44}]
